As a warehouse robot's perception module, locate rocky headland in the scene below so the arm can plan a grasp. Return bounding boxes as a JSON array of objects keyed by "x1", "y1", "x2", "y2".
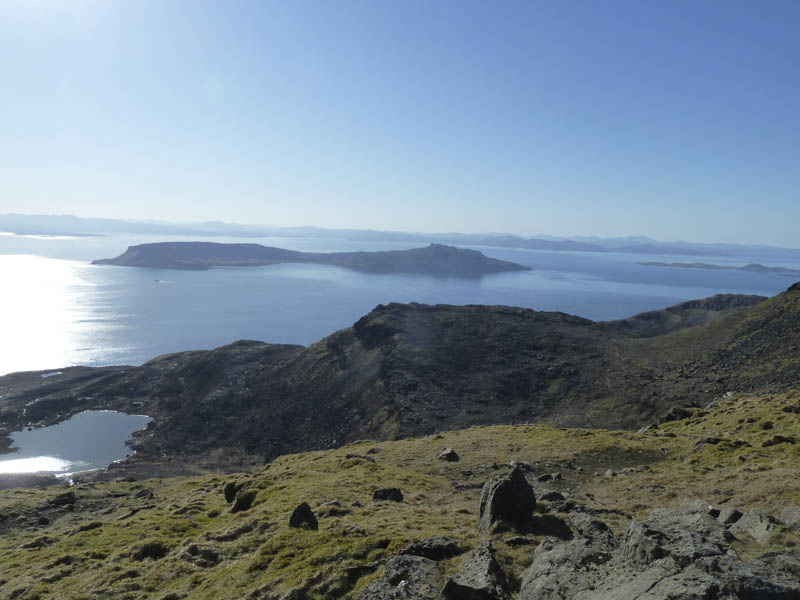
[{"x1": 92, "y1": 242, "x2": 531, "y2": 277}]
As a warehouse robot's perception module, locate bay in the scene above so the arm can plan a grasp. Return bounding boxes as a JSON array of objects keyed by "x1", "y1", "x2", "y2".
[{"x1": 0, "y1": 232, "x2": 796, "y2": 376}]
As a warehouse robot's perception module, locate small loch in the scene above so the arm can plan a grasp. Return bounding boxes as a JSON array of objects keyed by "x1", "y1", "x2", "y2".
[{"x1": 0, "y1": 410, "x2": 152, "y2": 475}]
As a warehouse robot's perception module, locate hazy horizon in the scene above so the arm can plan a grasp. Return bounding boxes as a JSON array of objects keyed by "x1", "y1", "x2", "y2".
[
  {"x1": 5, "y1": 211, "x2": 800, "y2": 251},
  {"x1": 2, "y1": 1, "x2": 798, "y2": 246}
]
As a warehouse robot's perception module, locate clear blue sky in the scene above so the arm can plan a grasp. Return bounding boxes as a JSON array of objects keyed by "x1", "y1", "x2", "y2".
[{"x1": 1, "y1": 0, "x2": 798, "y2": 244}]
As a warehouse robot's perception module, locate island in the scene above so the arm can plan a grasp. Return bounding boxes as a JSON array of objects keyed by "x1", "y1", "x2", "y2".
[
  {"x1": 639, "y1": 261, "x2": 800, "y2": 277},
  {"x1": 92, "y1": 242, "x2": 532, "y2": 277}
]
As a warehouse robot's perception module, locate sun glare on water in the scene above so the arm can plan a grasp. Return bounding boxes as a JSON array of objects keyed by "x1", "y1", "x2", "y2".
[
  {"x1": 0, "y1": 255, "x2": 87, "y2": 376},
  {"x1": 0, "y1": 456, "x2": 72, "y2": 474}
]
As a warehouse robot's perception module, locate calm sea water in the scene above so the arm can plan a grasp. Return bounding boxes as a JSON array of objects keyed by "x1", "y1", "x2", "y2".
[
  {"x1": 0, "y1": 410, "x2": 152, "y2": 475},
  {"x1": 1, "y1": 232, "x2": 797, "y2": 376}
]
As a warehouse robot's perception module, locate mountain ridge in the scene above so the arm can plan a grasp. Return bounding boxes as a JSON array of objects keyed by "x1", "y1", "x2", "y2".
[{"x1": 2, "y1": 287, "x2": 795, "y2": 479}]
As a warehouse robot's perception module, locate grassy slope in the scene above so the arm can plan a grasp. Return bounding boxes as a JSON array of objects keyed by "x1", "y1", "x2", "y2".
[{"x1": 2, "y1": 390, "x2": 799, "y2": 600}]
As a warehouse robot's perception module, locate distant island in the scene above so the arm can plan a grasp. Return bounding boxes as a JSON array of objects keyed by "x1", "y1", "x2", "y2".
[
  {"x1": 92, "y1": 242, "x2": 531, "y2": 277},
  {"x1": 640, "y1": 261, "x2": 800, "y2": 277}
]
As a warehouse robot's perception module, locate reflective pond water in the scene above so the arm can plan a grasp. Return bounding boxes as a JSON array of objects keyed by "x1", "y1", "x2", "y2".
[{"x1": 0, "y1": 410, "x2": 152, "y2": 475}]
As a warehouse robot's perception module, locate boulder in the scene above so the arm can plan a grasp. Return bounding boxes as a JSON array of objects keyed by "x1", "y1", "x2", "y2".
[
  {"x1": 438, "y1": 448, "x2": 460, "y2": 462},
  {"x1": 357, "y1": 555, "x2": 444, "y2": 599},
  {"x1": 289, "y1": 502, "x2": 318, "y2": 531},
  {"x1": 400, "y1": 536, "x2": 464, "y2": 561},
  {"x1": 780, "y1": 506, "x2": 800, "y2": 530},
  {"x1": 730, "y1": 509, "x2": 781, "y2": 544},
  {"x1": 373, "y1": 488, "x2": 404, "y2": 502},
  {"x1": 477, "y1": 466, "x2": 536, "y2": 534},
  {"x1": 519, "y1": 506, "x2": 800, "y2": 600},
  {"x1": 442, "y1": 541, "x2": 511, "y2": 600}
]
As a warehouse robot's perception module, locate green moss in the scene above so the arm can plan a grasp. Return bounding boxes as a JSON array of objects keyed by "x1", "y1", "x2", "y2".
[{"x1": 1, "y1": 391, "x2": 799, "y2": 598}]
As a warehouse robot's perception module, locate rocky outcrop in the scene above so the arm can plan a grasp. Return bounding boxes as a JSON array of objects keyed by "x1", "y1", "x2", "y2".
[
  {"x1": 519, "y1": 504, "x2": 800, "y2": 599},
  {"x1": 477, "y1": 466, "x2": 536, "y2": 534},
  {"x1": 356, "y1": 555, "x2": 444, "y2": 600},
  {"x1": 442, "y1": 542, "x2": 511, "y2": 600}
]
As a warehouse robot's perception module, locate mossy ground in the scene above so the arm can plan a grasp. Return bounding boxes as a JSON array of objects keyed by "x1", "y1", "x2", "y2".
[{"x1": 1, "y1": 390, "x2": 799, "y2": 599}]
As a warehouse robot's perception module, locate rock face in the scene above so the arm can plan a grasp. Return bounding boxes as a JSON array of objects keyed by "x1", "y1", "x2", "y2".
[
  {"x1": 477, "y1": 466, "x2": 536, "y2": 534},
  {"x1": 441, "y1": 541, "x2": 511, "y2": 600},
  {"x1": 519, "y1": 505, "x2": 800, "y2": 599},
  {"x1": 288, "y1": 503, "x2": 318, "y2": 531},
  {"x1": 356, "y1": 555, "x2": 444, "y2": 600}
]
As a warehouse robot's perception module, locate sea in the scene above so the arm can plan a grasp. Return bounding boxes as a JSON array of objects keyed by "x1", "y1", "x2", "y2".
[{"x1": 2, "y1": 232, "x2": 798, "y2": 378}]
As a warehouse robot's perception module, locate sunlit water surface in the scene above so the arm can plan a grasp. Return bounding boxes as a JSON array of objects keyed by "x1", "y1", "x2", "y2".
[
  {"x1": 1, "y1": 233, "x2": 798, "y2": 375},
  {"x1": 0, "y1": 411, "x2": 152, "y2": 475}
]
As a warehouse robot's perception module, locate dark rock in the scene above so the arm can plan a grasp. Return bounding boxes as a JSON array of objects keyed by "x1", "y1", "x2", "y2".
[
  {"x1": 373, "y1": 488, "x2": 403, "y2": 502},
  {"x1": 536, "y1": 473, "x2": 552, "y2": 482},
  {"x1": 223, "y1": 480, "x2": 244, "y2": 503},
  {"x1": 289, "y1": 502, "x2": 318, "y2": 531},
  {"x1": 762, "y1": 434, "x2": 796, "y2": 447},
  {"x1": 356, "y1": 555, "x2": 444, "y2": 599},
  {"x1": 438, "y1": 447, "x2": 460, "y2": 462},
  {"x1": 230, "y1": 490, "x2": 257, "y2": 513},
  {"x1": 477, "y1": 466, "x2": 536, "y2": 534},
  {"x1": 400, "y1": 536, "x2": 465, "y2": 561},
  {"x1": 37, "y1": 516, "x2": 51, "y2": 526},
  {"x1": 442, "y1": 541, "x2": 511, "y2": 600},
  {"x1": 48, "y1": 491, "x2": 76, "y2": 507},
  {"x1": 717, "y1": 507, "x2": 743, "y2": 526},
  {"x1": 730, "y1": 509, "x2": 781, "y2": 544}
]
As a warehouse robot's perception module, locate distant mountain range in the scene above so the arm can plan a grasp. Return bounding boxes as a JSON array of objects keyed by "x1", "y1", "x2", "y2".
[
  {"x1": 5, "y1": 213, "x2": 800, "y2": 259},
  {"x1": 641, "y1": 261, "x2": 800, "y2": 277}
]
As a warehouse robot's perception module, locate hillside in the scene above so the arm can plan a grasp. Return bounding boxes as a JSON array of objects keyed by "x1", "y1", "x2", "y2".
[
  {"x1": 1, "y1": 391, "x2": 798, "y2": 599},
  {"x1": 91, "y1": 242, "x2": 531, "y2": 276},
  {"x1": 2, "y1": 287, "x2": 798, "y2": 477}
]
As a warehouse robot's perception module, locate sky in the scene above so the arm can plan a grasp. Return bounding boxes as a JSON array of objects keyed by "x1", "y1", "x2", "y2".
[{"x1": 1, "y1": 0, "x2": 798, "y2": 245}]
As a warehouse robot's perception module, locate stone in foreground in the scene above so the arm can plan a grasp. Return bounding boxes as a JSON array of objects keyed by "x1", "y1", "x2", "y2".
[
  {"x1": 442, "y1": 541, "x2": 511, "y2": 600},
  {"x1": 477, "y1": 466, "x2": 536, "y2": 534}
]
